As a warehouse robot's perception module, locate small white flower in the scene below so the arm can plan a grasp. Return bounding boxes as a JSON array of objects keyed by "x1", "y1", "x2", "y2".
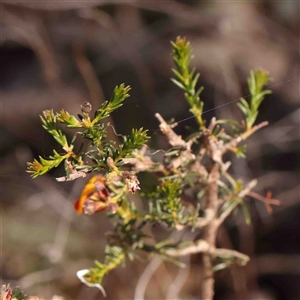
[
  {"x1": 76, "y1": 269, "x2": 106, "y2": 297},
  {"x1": 122, "y1": 171, "x2": 141, "y2": 194}
]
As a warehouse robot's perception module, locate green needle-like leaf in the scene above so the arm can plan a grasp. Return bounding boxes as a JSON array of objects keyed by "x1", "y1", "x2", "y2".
[
  {"x1": 171, "y1": 36, "x2": 205, "y2": 128},
  {"x1": 237, "y1": 69, "x2": 271, "y2": 129},
  {"x1": 94, "y1": 84, "x2": 131, "y2": 123},
  {"x1": 56, "y1": 109, "x2": 82, "y2": 128}
]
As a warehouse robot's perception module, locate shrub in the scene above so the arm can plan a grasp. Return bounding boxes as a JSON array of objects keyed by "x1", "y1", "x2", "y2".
[{"x1": 27, "y1": 37, "x2": 279, "y2": 299}]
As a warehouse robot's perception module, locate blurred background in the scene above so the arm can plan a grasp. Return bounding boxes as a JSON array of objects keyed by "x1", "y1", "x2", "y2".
[{"x1": 1, "y1": 1, "x2": 299, "y2": 299}]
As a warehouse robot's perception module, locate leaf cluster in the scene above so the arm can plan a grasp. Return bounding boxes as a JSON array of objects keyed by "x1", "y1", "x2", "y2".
[
  {"x1": 237, "y1": 69, "x2": 271, "y2": 129},
  {"x1": 27, "y1": 84, "x2": 149, "y2": 178},
  {"x1": 171, "y1": 36, "x2": 205, "y2": 128},
  {"x1": 147, "y1": 179, "x2": 199, "y2": 228},
  {"x1": 86, "y1": 245, "x2": 126, "y2": 284}
]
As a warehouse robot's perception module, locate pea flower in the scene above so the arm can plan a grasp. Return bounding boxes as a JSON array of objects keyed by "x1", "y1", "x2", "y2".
[{"x1": 74, "y1": 175, "x2": 111, "y2": 215}]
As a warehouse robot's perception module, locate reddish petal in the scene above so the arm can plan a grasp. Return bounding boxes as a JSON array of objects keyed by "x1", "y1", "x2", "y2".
[{"x1": 74, "y1": 199, "x2": 83, "y2": 214}]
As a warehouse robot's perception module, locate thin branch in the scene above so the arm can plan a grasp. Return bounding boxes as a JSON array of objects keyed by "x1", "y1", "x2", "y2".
[
  {"x1": 217, "y1": 179, "x2": 258, "y2": 226},
  {"x1": 247, "y1": 191, "x2": 280, "y2": 213},
  {"x1": 164, "y1": 239, "x2": 249, "y2": 266},
  {"x1": 164, "y1": 239, "x2": 210, "y2": 257},
  {"x1": 122, "y1": 155, "x2": 165, "y2": 173},
  {"x1": 155, "y1": 112, "x2": 196, "y2": 170},
  {"x1": 194, "y1": 208, "x2": 215, "y2": 228},
  {"x1": 223, "y1": 121, "x2": 269, "y2": 153},
  {"x1": 214, "y1": 249, "x2": 250, "y2": 266},
  {"x1": 56, "y1": 170, "x2": 88, "y2": 182},
  {"x1": 155, "y1": 113, "x2": 189, "y2": 149}
]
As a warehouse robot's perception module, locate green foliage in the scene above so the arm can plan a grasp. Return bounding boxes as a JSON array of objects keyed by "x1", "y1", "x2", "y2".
[
  {"x1": 147, "y1": 179, "x2": 199, "y2": 228},
  {"x1": 56, "y1": 109, "x2": 82, "y2": 128},
  {"x1": 83, "y1": 127, "x2": 149, "y2": 171},
  {"x1": 94, "y1": 84, "x2": 131, "y2": 122},
  {"x1": 41, "y1": 109, "x2": 71, "y2": 149},
  {"x1": 237, "y1": 69, "x2": 271, "y2": 129},
  {"x1": 171, "y1": 36, "x2": 205, "y2": 128},
  {"x1": 27, "y1": 150, "x2": 67, "y2": 178},
  {"x1": 11, "y1": 286, "x2": 27, "y2": 300},
  {"x1": 86, "y1": 246, "x2": 126, "y2": 284},
  {"x1": 27, "y1": 37, "x2": 273, "y2": 294},
  {"x1": 116, "y1": 128, "x2": 149, "y2": 161},
  {"x1": 27, "y1": 84, "x2": 149, "y2": 178},
  {"x1": 232, "y1": 145, "x2": 247, "y2": 159}
]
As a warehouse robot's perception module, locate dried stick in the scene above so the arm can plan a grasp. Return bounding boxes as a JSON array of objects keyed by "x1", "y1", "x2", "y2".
[
  {"x1": 200, "y1": 160, "x2": 220, "y2": 300},
  {"x1": 164, "y1": 239, "x2": 249, "y2": 266}
]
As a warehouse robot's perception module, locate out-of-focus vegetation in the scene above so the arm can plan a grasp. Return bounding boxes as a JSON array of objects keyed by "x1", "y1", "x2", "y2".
[{"x1": 1, "y1": 1, "x2": 299, "y2": 300}]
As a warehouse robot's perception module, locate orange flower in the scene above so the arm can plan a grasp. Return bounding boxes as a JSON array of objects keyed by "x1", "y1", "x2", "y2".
[{"x1": 74, "y1": 175, "x2": 110, "y2": 215}]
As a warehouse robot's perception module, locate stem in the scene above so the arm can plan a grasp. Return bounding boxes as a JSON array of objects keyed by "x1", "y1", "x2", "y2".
[{"x1": 201, "y1": 161, "x2": 220, "y2": 300}]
